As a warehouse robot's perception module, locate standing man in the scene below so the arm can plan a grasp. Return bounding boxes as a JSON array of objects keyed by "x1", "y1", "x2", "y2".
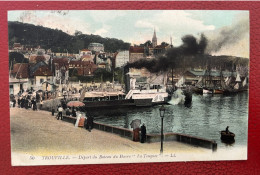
[
  {"x1": 57, "y1": 105, "x2": 63, "y2": 120},
  {"x1": 140, "y1": 123, "x2": 147, "y2": 143},
  {"x1": 86, "y1": 116, "x2": 94, "y2": 132}
]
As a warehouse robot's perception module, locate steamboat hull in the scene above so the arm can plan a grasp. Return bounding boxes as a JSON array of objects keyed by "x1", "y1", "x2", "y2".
[{"x1": 83, "y1": 97, "x2": 169, "y2": 108}]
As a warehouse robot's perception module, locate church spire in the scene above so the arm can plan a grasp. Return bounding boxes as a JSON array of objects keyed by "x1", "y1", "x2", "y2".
[{"x1": 152, "y1": 28, "x2": 157, "y2": 48}]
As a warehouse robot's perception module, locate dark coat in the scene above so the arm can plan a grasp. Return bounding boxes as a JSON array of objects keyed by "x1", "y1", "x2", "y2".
[{"x1": 140, "y1": 125, "x2": 146, "y2": 143}]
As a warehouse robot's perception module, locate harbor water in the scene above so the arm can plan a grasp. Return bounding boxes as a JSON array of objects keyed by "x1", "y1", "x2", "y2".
[{"x1": 89, "y1": 92, "x2": 248, "y2": 150}]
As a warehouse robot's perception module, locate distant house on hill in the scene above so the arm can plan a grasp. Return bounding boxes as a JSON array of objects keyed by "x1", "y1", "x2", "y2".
[
  {"x1": 129, "y1": 46, "x2": 145, "y2": 63},
  {"x1": 81, "y1": 54, "x2": 94, "y2": 62},
  {"x1": 69, "y1": 60, "x2": 97, "y2": 76},
  {"x1": 97, "y1": 62, "x2": 107, "y2": 69},
  {"x1": 129, "y1": 46, "x2": 150, "y2": 78},
  {"x1": 115, "y1": 50, "x2": 129, "y2": 68},
  {"x1": 29, "y1": 55, "x2": 46, "y2": 64},
  {"x1": 88, "y1": 43, "x2": 104, "y2": 52},
  {"x1": 79, "y1": 49, "x2": 92, "y2": 57},
  {"x1": 12, "y1": 43, "x2": 23, "y2": 51},
  {"x1": 153, "y1": 44, "x2": 171, "y2": 55}
]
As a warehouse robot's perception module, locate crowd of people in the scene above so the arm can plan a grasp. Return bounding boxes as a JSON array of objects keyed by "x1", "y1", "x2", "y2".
[
  {"x1": 10, "y1": 92, "x2": 40, "y2": 110},
  {"x1": 10, "y1": 89, "x2": 147, "y2": 143},
  {"x1": 55, "y1": 105, "x2": 94, "y2": 132}
]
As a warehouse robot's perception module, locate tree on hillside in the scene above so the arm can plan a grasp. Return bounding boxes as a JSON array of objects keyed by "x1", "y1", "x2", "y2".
[{"x1": 8, "y1": 21, "x2": 131, "y2": 53}]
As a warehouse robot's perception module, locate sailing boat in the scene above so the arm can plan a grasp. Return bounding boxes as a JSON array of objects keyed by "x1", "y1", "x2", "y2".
[
  {"x1": 234, "y1": 72, "x2": 241, "y2": 90},
  {"x1": 223, "y1": 71, "x2": 247, "y2": 94},
  {"x1": 202, "y1": 68, "x2": 214, "y2": 94},
  {"x1": 202, "y1": 68, "x2": 226, "y2": 94},
  {"x1": 175, "y1": 76, "x2": 185, "y2": 89}
]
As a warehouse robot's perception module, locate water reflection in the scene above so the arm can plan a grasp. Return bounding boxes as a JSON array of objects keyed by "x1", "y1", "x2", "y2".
[{"x1": 89, "y1": 92, "x2": 248, "y2": 149}]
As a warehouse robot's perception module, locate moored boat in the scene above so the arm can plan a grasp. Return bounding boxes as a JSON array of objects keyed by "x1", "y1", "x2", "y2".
[
  {"x1": 203, "y1": 88, "x2": 213, "y2": 94},
  {"x1": 213, "y1": 89, "x2": 224, "y2": 94},
  {"x1": 220, "y1": 130, "x2": 235, "y2": 142}
]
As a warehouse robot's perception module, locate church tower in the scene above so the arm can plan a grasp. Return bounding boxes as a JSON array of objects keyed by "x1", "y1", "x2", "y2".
[{"x1": 152, "y1": 29, "x2": 157, "y2": 48}]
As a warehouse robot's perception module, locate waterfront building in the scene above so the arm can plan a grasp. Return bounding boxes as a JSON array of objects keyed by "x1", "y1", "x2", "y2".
[
  {"x1": 88, "y1": 43, "x2": 104, "y2": 52},
  {"x1": 9, "y1": 78, "x2": 28, "y2": 95},
  {"x1": 29, "y1": 61, "x2": 53, "y2": 91},
  {"x1": 177, "y1": 69, "x2": 243, "y2": 86},
  {"x1": 9, "y1": 63, "x2": 29, "y2": 95},
  {"x1": 52, "y1": 58, "x2": 69, "y2": 84}
]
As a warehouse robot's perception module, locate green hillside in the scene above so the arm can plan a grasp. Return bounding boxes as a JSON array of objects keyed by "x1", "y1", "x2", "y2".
[{"x1": 8, "y1": 21, "x2": 130, "y2": 53}]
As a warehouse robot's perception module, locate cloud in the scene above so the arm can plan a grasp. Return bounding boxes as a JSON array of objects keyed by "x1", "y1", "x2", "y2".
[
  {"x1": 93, "y1": 25, "x2": 111, "y2": 36},
  {"x1": 205, "y1": 12, "x2": 249, "y2": 58},
  {"x1": 135, "y1": 21, "x2": 158, "y2": 31},
  {"x1": 16, "y1": 11, "x2": 91, "y2": 35},
  {"x1": 89, "y1": 11, "x2": 126, "y2": 23},
  {"x1": 134, "y1": 11, "x2": 215, "y2": 45}
]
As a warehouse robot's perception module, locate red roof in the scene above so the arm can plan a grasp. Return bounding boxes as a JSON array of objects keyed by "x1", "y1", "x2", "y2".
[
  {"x1": 81, "y1": 49, "x2": 91, "y2": 52},
  {"x1": 129, "y1": 46, "x2": 144, "y2": 53},
  {"x1": 53, "y1": 58, "x2": 69, "y2": 70},
  {"x1": 30, "y1": 55, "x2": 46, "y2": 63},
  {"x1": 33, "y1": 66, "x2": 52, "y2": 76},
  {"x1": 154, "y1": 45, "x2": 167, "y2": 49},
  {"x1": 70, "y1": 60, "x2": 97, "y2": 67},
  {"x1": 11, "y1": 63, "x2": 29, "y2": 78},
  {"x1": 53, "y1": 57, "x2": 68, "y2": 63},
  {"x1": 13, "y1": 43, "x2": 22, "y2": 48},
  {"x1": 82, "y1": 55, "x2": 92, "y2": 58},
  {"x1": 81, "y1": 55, "x2": 93, "y2": 61}
]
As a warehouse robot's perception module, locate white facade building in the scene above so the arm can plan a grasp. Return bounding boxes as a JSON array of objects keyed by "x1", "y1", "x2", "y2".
[{"x1": 115, "y1": 50, "x2": 129, "y2": 68}]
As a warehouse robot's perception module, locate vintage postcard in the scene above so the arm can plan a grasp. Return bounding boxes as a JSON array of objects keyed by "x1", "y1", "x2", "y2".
[{"x1": 8, "y1": 10, "x2": 249, "y2": 166}]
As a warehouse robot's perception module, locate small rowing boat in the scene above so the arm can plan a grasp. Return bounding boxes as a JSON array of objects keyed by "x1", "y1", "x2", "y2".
[{"x1": 220, "y1": 130, "x2": 235, "y2": 142}]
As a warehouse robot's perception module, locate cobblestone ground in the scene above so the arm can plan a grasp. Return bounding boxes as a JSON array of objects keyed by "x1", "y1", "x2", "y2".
[{"x1": 10, "y1": 108, "x2": 209, "y2": 156}]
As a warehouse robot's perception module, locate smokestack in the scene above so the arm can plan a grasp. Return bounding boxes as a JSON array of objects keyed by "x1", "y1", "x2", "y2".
[{"x1": 124, "y1": 66, "x2": 130, "y2": 93}]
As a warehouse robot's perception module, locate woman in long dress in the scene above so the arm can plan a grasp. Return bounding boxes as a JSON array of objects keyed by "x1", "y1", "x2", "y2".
[{"x1": 74, "y1": 111, "x2": 82, "y2": 127}]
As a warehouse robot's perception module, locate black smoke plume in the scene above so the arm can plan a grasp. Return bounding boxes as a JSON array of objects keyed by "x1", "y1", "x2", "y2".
[
  {"x1": 126, "y1": 34, "x2": 208, "y2": 73},
  {"x1": 126, "y1": 33, "x2": 248, "y2": 73},
  {"x1": 205, "y1": 14, "x2": 249, "y2": 54}
]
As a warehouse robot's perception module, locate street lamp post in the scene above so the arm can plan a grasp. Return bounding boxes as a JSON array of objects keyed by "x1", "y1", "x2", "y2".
[{"x1": 159, "y1": 105, "x2": 166, "y2": 154}]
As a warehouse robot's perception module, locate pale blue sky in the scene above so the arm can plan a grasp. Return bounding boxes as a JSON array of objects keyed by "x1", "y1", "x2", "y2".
[{"x1": 8, "y1": 10, "x2": 249, "y2": 58}]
